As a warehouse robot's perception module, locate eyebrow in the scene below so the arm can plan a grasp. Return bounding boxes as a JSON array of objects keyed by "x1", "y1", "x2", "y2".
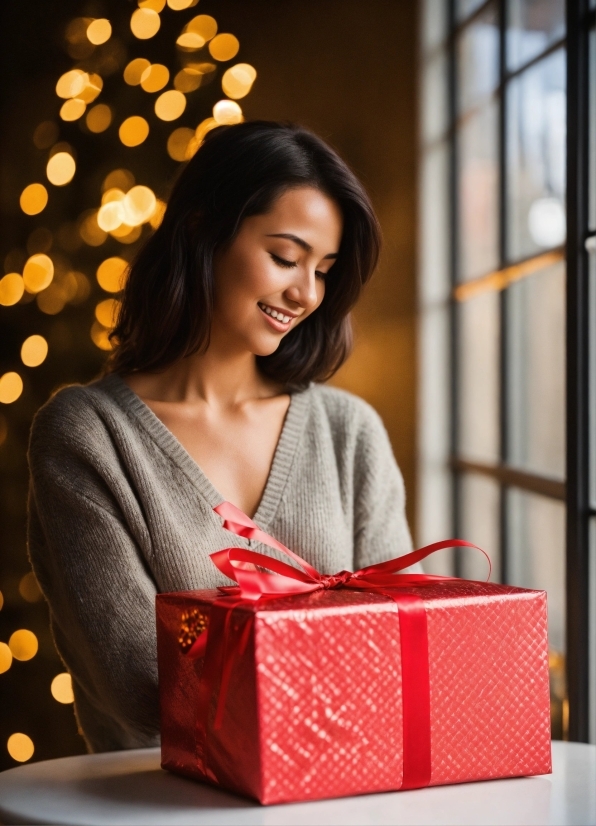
[{"x1": 266, "y1": 233, "x2": 339, "y2": 259}]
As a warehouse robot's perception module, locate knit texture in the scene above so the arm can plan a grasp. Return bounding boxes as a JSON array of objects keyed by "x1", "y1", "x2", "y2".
[{"x1": 27, "y1": 372, "x2": 413, "y2": 753}]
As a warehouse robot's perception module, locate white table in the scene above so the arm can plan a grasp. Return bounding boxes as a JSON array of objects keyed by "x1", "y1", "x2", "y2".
[{"x1": 0, "y1": 741, "x2": 594, "y2": 826}]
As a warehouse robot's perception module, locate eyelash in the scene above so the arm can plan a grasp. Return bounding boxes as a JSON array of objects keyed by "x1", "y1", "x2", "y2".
[{"x1": 270, "y1": 253, "x2": 326, "y2": 279}]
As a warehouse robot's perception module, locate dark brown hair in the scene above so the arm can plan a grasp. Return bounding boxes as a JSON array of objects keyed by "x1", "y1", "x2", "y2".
[{"x1": 108, "y1": 121, "x2": 381, "y2": 389}]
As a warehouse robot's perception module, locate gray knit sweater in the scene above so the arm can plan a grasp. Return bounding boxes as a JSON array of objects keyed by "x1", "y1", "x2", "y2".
[{"x1": 27, "y1": 372, "x2": 413, "y2": 754}]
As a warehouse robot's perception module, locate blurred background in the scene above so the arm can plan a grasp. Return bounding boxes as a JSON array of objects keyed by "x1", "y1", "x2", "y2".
[{"x1": 0, "y1": 0, "x2": 594, "y2": 770}]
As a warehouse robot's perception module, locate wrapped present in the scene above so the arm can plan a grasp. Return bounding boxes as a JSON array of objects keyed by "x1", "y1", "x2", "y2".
[{"x1": 156, "y1": 502, "x2": 552, "y2": 805}]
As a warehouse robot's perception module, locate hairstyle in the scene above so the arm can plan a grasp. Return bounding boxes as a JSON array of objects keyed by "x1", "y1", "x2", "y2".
[{"x1": 107, "y1": 120, "x2": 381, "y2": 390}]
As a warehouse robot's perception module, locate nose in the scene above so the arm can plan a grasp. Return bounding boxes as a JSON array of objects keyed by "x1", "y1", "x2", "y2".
[{"x1": 284, "y1": 265, "x2": 320, "y2": 312}]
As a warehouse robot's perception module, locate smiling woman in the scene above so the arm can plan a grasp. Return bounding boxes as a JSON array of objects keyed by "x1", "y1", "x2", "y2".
[{"x1": 27, "y1": 121, "x2": 417, "y2": 754}]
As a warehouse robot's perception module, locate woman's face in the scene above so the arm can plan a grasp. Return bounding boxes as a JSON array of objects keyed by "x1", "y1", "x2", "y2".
[{"x1": 211, "y1": 186, "x2": 343, "y2": 357}]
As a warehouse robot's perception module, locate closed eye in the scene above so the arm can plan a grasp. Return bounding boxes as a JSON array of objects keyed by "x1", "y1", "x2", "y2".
[{"x1": 270, "y1": 253, "x2": 297, "y2": 269}]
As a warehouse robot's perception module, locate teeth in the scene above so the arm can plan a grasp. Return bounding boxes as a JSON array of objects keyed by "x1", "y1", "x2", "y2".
[{"x1": 260, "y1": 304, "x2": 291, "y2": 324}]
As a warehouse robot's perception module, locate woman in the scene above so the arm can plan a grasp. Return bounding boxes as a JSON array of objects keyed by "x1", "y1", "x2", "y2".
[{"x1": 27, "y1": 121, "x2": 414, "y2": 754}]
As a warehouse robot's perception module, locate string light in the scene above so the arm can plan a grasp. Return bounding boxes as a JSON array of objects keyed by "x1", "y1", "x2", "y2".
[
  {"x1": 139, "y1": 0, "x2": 166, "y2": 10},
  {"x1": 154, "y1": 90, "x2": 186, "y2": 121},
  {"x1": 97, "y1": 257, "x2": 128, "y2": 293},
  {"x1": 0, "y1": 373, "x2": 24, "y2": 404},
  {"x1": 123, "y1": 58, "x2": 151, "y2": 85},
  {"x1": 51, "y1": 673, "x2": 75, "y2": 704},
  {"x1": 122, "y1": 186, "x2": 156, "y2": 225},
  {"x1": 0, "y1": 274, "x2": 25, "y2": 306},
  {"x1": 86, "y1": 19, "x2": 112, "y2": 45},
  {"x1": 209, "y1": 33, "x2": 240, "y2": 62},
  {"x1": 119, "y1": 116, "x2": 149, "y2": 147},
  {"x1": 213, "y1": 99, "x2": 243, "y2": 125},
  {"x1": 20, "y1": 184, "x2": 48, "y2": 216},
  {"x1": 222, "y1": 63, "x2": 257, "y2": 99},
  {"x1": 130, "y1": 8, "x2": 161, "y2": 40},
  {"x1": 86, "y1": 104, "x2": 112, "y2": 133},
  {"x1": 140, "y1": 64, "x2": 170, "y2": 93},
  {"x1": 0, "y1": 642, "x2": 12, "y2": 674},
  {"x1": 60, "y1": 98, "x2": 86, "y2": 122},
  {"x1": 95, "y1": 298, "x2": 120, "y2": 328},
  {"x1": 23, "y1": 254, "x2": 54, "y2": 293},
  {"x1": 21, "y1": 336, "x2": 49, "y2": 368},
  {"x1": 176, "y1": 32, "x2": 205, "y2": 50},
  {"x1": 168, "y1": 0, "x2": 195, "y2": 9},
  {"x1": 56, "y1": 69, "x2": 88, "y2": 99},
  {"x1": 186, "y1": 15, "x2": 218, "y2": 41},
  {"x1": 7, "y1": 734, "x2": 34, "y2": 763},
  {"x1": 46, "y1": 152, "x2": 76, "y2": 186},
  {"x1": 167, "y1": 127, "x2": 195, "y2": 161},
  {"x1": 8, "y1": 629, "x2": 38, "y2": 661}
]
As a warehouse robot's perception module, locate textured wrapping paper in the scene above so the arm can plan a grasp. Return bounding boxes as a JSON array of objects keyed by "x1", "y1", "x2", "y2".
[{"x1": 156, "y1": 504, "x2": 552, "y2": 805}]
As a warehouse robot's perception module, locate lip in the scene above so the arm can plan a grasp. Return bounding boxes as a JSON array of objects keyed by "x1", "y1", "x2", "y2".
[{"x1": 258, "y1": 302, "x2": 300, "y2": 333}]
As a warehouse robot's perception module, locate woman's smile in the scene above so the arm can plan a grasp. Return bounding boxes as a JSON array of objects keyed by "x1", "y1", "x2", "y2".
[{"x1": 257, "y1": 302, "x2": 298, "y2": 331}]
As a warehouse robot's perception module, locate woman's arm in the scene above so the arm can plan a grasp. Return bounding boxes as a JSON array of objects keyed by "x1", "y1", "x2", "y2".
[{"x1": 27, "y1": 390, "x2": 160, "y2": 753}]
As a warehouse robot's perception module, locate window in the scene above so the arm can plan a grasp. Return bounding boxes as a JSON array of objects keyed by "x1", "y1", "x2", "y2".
[{"x1": 418, "y1": 0, "x2": 595, "y2": 743}]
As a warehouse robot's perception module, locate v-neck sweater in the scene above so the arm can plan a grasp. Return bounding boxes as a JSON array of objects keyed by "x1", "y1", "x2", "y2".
[{"x1": 27, "y1": 372, "x2": 414, "y2": 754}]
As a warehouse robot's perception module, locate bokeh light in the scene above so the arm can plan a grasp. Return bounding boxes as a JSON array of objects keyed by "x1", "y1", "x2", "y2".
[
  {"x1": 27, "y1": 227, "x2": 53, "y2": 255},
  {"x1": 19, "y1": 184, "x2": 48, "y2": 216},
  {"x1": 51, "y1": 673, "x2": 75, "y2": 704},
  {"x1": 124, "y1": 57, "x2": 151, "y2": 86},
  {"x1": 130, "y1": 8, "x2": 161, "y2": 40},
  {"x1": 176, "y1": 32, "x2": 205, "y2": 50},
  {"x1": 78, "y1": 74, "x2": 103, "y2": 104},
  {"x1": 150, "y1": 199, "x2": 167, "y2": 229},
  {"x1": 139, "y1": 0, "x2": 166, "y2": 10},
  {"x1": 167, "y1": 127, "x2": 195, "y2": 161},
  {"x1": 123, "y1": 185, "x2": 156, "y2": 225},
  {"x1": 140, "y1": 64, "x2": 169, "y2": 92},
  {"x1": 98, "y1": 201, "x2": 125, "y2": 232},
  {"x1": 168, "y1": 0, "x2": 196, "y2": 9},
  {"x1": 213, "y1": 99, "x2": 243, "y2": 125},
  {"x1": 173, "y1": 67, "x2": 202, "y2": 93},
  {"x1": 7, "y1": 734, "x2": 34, "y2": 763},
  {"x1": 209, "y1": 34, "x2": 240, "y2": 62},
  {"x1": 155, "y1": 90, "x2": 186, "y2": 121},
  {"x1": 18, "y1": 572, "x2": 43, "y2": 602},
  {"x1": 46, "y1": 152, "x2": 76, "y2": 186},
  {"x1": 21, "y1": 335, "x2": 49, "y2": 368},
  {"x1": 91, "y1": 321, "x2": 113, "y2": 350},
  {"x1": 33, "y1": 121, "x2": 59, "y2": 149},
  {"x1": 119, "y1": 116, "x2": 149, "y2": 147},
  {"x1": 0, "y1": 274, "x2": 25, "y2": 306},
  {"x1": 56, "y1": 69, "x2": 87, "y2": 99},
  {"x1": 60, "y1": 98, "x2": 86, "y2": 122},
  {"x1": 8, "y1": 629, "x2": 38, "y2": 661},
  {"x1": 23, "y1": 254, "x2": 54, "y2": 293},
  {"x1": 0, "y1": 643, "x2": 12, "y2": 674},
  {"x1": 79, "y1": 211, "x2": 107, "y2": 246},
  {"x1": 186, "y1": 15, "x2": 218, "y2": 41},
  {"x1": 103, "y1": 169, "x2": 135, "y2": 192},
  {"x1": 97, "y1": 257, "x2": 128, "y2": 293},
  {"x1": 0, "y1": 373, "x2": 23, "y2": 404},
  {"x1": 87, "y1": 19, "x2": 112, "y2": 45},
  {"x1": 86, "y1": 104, "x2": 112, "y2": 133},
  {"x1": 95, "y1": 298, "x2": 121, "y2": 328},
  {"x1": 222, "y1": 63, "x2": 257, "y2": 99}
]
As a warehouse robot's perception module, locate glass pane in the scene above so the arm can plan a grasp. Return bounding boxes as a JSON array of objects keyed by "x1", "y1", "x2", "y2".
[
  {"x1": 507, "y1": 261, "x2": 566, "y2": 478},
  {"x1": 506, "y1": 0, "x2": 566, "y2": 72},
  {"x1": 458, "y1": 101, "x2": 500, "y2": 280},
  {"x1": 590, "y1": 28, "x2": 596, "y2": 231},
  {"x1": 421, "y1": 0, "x2": 449, "y2": 54},
  {"x1": 457, "y1": 0, "x2": 488, "y2": 22},
  {"x1": 507, "y1": 489, "x2": 565, "y2": 653},
  {"x1": 422, "y1": 50, "x2": 449, "y2": 145},
  {"x1": 457, "y1": 1, "x2": 499, "y2": 114},
  {"x1": 460, "y1": 473, "x2": 501, "y2": 581},
  {"x1": 506, "y1": 48, "x2": 566, "y2": 261},
  {"x1": 457, "y1": 290, "x2": 500, "y2": 463}
]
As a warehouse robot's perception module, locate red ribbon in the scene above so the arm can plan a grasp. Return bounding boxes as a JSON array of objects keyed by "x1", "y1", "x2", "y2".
[{"x1": 193, "y1": 501, "x2": 491, "y2": 791}]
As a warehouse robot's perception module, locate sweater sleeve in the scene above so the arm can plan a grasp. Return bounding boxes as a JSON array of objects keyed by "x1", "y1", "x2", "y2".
[
  {"x1": 27, "y1": 389, "x2": 160, "y2": 753},
  {"x1": 350, "y1": 401, "x2": 418, "y2": 572}
]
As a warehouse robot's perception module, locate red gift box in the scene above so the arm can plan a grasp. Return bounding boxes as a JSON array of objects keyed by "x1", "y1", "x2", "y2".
[{"x1": 156, "y1": 503, "x2": 552, "y2": 805}]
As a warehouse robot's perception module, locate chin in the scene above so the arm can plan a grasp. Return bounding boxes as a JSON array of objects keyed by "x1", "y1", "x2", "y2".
[{"x1": 248, "y1": 333, "x2": 286, "y2": 358}]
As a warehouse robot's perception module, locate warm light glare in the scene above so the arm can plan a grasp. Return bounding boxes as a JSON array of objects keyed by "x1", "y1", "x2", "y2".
[
  {"x1": 98, "y1": 201, "x2": 125, "y2": 231},
  {"x1": 102, "y1": 188, "x2": 126, "y2": 205},
  {"x1": 130, "y1": 8, "x2": 161, "y2": 39},
  {"x1": 176, "y1": 32, "x2": 205, "y2": 50},
  {"x1": 213, "y1": 99, "x2": 243, "y2": 125},
  {"x1": 87, "y1": 18, "x2": 112, "y2": 45},
  {"x1": 0, "y1": 643, "x2": 12, "y2": 674},
  {"x1": 0, "y1": 373, "x2": 23, "y2": 404},
  {"x1": 95, "y1": 298, "x2": 120, "y2": 328},
  {"x1": 8, "y1": 629, "x2": 38, "y2": 661},
  {"x1": 154, "y1": 90, "x2": 186, "y2": 121},
  {"x1": 167, "y1": 127, "x2": 195, "y2": 161},
  {"x1": 123, "y1": 185, "x2": 157, "y2": 225},
  {"x1": 103, "y1": 169, "x2": 135, "y2": 192},
  {"x1": 46, "y1": 152, "x2": 76, "y2": 186},
  {"x1": 20, "y1": 183, "x2": 48, "y2": 216},
  {"x1": 56, "y1": 69, "x2": 87, "y2": 99},
  {"x1": 91, "y1": 321, "x2": 113, "y2": 350},
  {"x1": 221, "y1": 63, "x2": 256, "y2": 99},
  {"x1": 97, "y1": 257, "x2": 128, "y2": 292},
  {"x1": 140, "y1": 63, "x2": 169, "y2": 92},
  {"x1": 78, "y1": 73, "x2": 103, "y2": 103},
  {"x1": 150, "y1": 199, "x2": 167, "y2": 229},
  {"x1": 86, "y1": 103, "x2": 112, "y2": 133},
  {"x1": 195, "y1": 117, "x2": 218, "y2": 144},
  {"x1": 21, "y1": 335, "x2": 48, "y2": 367},
  {"x1": 18, "y1": 572, "x2": 43, "y2": 602},
  {"x1": 7, "y1": 734, "x2": 34, "y2": 763},
  {"x1": 51, "y1": 673, "x2": 75, "y2": 704},
  {"x1": 187, "y1": 14, "x2": 217, "y2": 41},
  {"x1": 168, "y1": 0, "x2": 195, "y2": 8},
  {"x1": 119, "y1": 116, "x2": 149, "y2": 147},
  {"x1": 124, "y1": 57, "x2": 151, "y2": 85},
  {"x1": 0, "y1": 274, "x2": 25, "y2": 306},
  {"x1": 79, "y1": 211, "x2": 107, "y2": 246},
  {"x1": 110, "y1": 224, "x2": 142, "y2": 244},
  {"x1": 209, "y1": 33, "x2": 239, "y2": 62},
  {"x1": 139, "y1": 0, "x2": 166, "y2": 10},
  {"x1": 174, "y1": 67, "x2": 202, "y2": 92},
  {"x1": 23, "y1": 254, "x2": 54, "y2": 293},
  {"x1": 60, "y1": 98, "x2": 86, "y2": 122}
]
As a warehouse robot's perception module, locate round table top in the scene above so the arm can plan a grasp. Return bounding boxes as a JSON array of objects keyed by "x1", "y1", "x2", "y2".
[{"x1": 0, "y1": 740, "x2": 594, "y2": 826}]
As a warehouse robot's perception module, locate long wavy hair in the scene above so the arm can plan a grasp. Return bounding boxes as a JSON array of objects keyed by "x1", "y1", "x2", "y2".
[{"x1": 107, "y1": 120, "x2": 381, "y2": 390}]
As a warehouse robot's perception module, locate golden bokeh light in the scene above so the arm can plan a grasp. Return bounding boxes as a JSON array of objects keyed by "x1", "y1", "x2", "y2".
[
  {"x1": 209, "y1": 33, "x2": 240, "y2": 62},
  {"x1": 130, "y1": 8, "x2": 161, "y2": 40},
  {"x1": 19, "y1": 183, "x2": 48, "y2": 216},
  {"x1": 168, "y1": 0, "x2": 196, "y2": 9},
  {"x1": 87, "y1": 18, "x2": 112, "y2": 45},
  {"x1": 103, "y1": 169, "x2": 135, "y2": 192},
  {"x1": 78, "y1": 73, "x2": 103, "y2": 104},
  {"x1": 0, "y1": 643, "x2": 12, "y2": 675},
  {"x1": 123, "y1": 185, "x2": 157, "y2": 225},
  {"x1": 213, "y1": 99, "x2": 243, "y2": 125},
  {"x1": 176, "y1": 32, "x2": 205, "y2": 50},
  {"x1": 139, "y1": 0, "x2": 166, "y2": 10},
  {"x1": 95, "y1": 298, "x2": 121, "y2": 328},
  {"x1": 47, "y1": 152, "x2": 76, "y2": 186},
  {"x1": 33, "y1": 121, "x2": 59, "y2": 149},
  {"x1": 79, "y1": 211, "x2": 107, "y2": 246},
  {"x1": 91, "y1": 321, "x2": 114, "y2": 350},
  {"x1": 21, "y1": 335, "x2": 49, "y2": 368},
  {"x1": 221, "y1": 63, "x2": 256, "y2": 100},
  {"x1": 0, "y1": 274, "x2": 25, "y2": 306},
  {"x1": 187, "y1": 14, "x2": 218, "y2": 41},
  {"x1": 86, "y1": 103, "x2": 112, "y2": 133},
  {"x1": 102, "y1": 188, "x2": 126, "y2": 205},
  {"x1": 140, "y1": 63, "x2": 170, "y2": 92},
  {"x1": 167, "y1": 127, "x2": 195, "y2": 161},
  {"x1": 124, "y1": 57, "x2": 151, "y2": 85},
  {"x1": 65, "y1": 17, "x2": 95, "y2": 59},
  {"x1": 0, "y1": 373, "x2": 23, "y2": 404},
  {"x1": 98, "y1": 201, "x2": 125, "y2": 232},
  {"x1": 119, "y1": 116, "x2": 150, "y2": 147},
  {"x1": 56, "y1": 69, "x2": 87, "y2": 99},
  {"x1": 155, "y1": 90, "x2": 186, "y2": 121},
  {"x1": 18, "y1": 572, "x2": 43, "y2": 602},
  {"x1": 174, "y1": 67, "x2": 202, "y2": 93},
  {"x1": 8, "y1": 629, "x2": 38, "y2": 661},
  {"x1": 7, "y1": 734, "x2": 34, "y2": 763},
  {"x1": 23, "y1": 254, "x2": 54, "y2": 293},
  {"x1": 150, "y1": 199, "x2": 167, "y2": 229},
  {"x1": 110, "y1": 224, "x2": 142, "y2": 244},
  {"x1": 51, "y1": 673, "x2": 75, "y2": 704},
  {"x1": 0, "y1": 589, "x2": 4, "y2": 609},
  {"x1": 60, "y1": 98, "x2": 86, "y2": 122},
  {"x1": 97, "y1": 257, "x2": 128, "y2": 293}
]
